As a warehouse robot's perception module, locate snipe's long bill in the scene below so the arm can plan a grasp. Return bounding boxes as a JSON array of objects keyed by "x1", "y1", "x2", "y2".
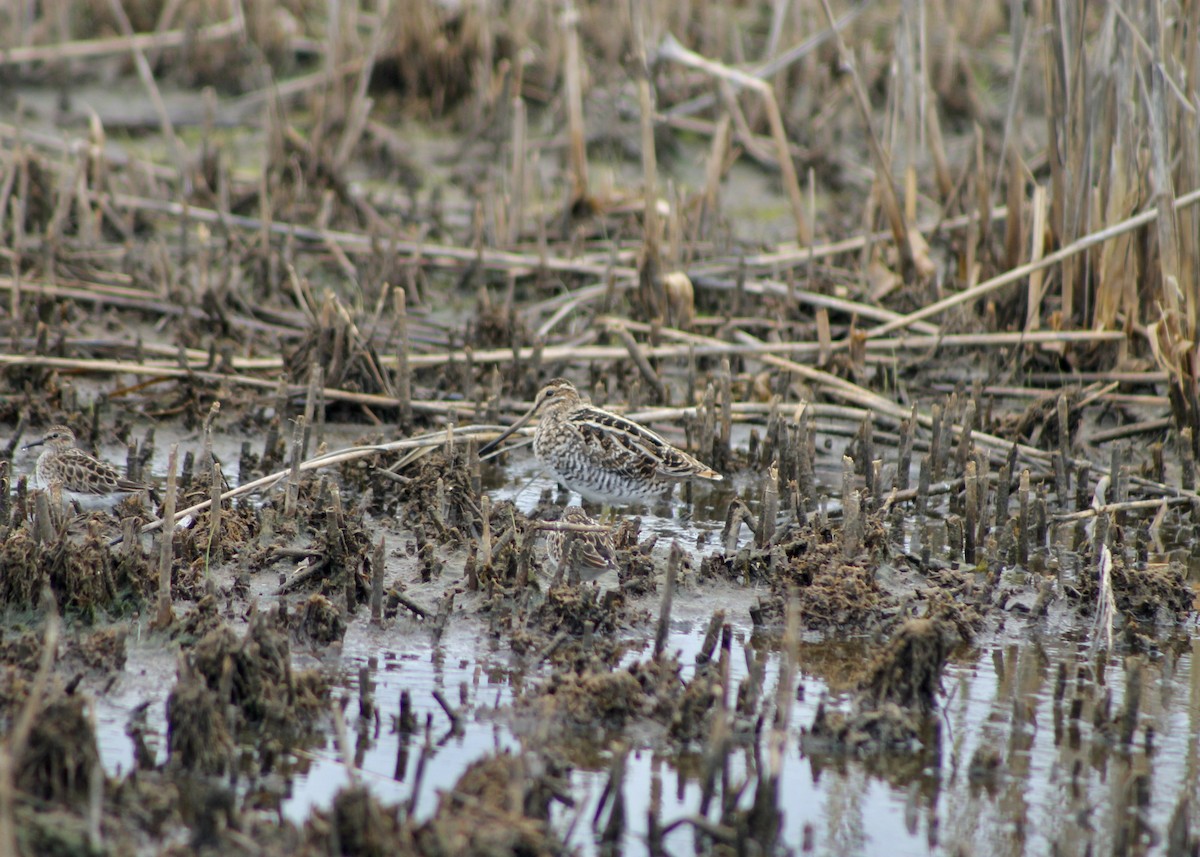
[{"x1": 480, "y1": 378, "x2": 722, "y2": 505}]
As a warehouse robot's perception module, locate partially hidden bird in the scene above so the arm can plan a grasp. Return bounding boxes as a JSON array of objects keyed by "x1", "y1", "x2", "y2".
[{"x1": 544, "y1": 505, "x2": 619, "y2": 583}]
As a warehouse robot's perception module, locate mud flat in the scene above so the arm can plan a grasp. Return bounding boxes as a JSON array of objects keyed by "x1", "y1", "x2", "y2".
[{"x1": 2, "y1": 1, "x2": 1200, "y2": 855}]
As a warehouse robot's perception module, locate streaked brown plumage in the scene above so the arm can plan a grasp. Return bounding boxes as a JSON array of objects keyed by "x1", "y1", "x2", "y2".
[
  {"x1": 23, "y1": 425, "x2": 147, "y2": 508},
  {"x1": 544, "y1": 505, "x2": 618, "y2": 582},
  {"x1": 480, "y1": 378, "x2": 722, "y2": 504}
]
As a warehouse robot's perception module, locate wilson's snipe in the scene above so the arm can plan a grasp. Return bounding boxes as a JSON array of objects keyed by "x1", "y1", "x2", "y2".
[
  {"x1": 544, "y1": 505, "x2": 619, "y2": 583},
  {"x1": 480, "y1": 378, "x2": 722, "y2": 504},
  {"x1": 23, "y1": 425, "x2": 148, "y2": 510}
]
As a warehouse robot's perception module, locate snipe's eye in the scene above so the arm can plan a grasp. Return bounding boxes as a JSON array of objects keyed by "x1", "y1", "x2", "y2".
[{"x1": 544, "y1": 389, "x2": 556, "y2": 398}]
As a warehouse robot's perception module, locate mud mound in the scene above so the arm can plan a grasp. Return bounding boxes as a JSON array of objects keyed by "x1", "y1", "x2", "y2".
[
  {"x1": 860, "y1": 618, "x2": 956, "y2": 713},
  {"x1": 806, "y1": 618, "x2": 955, "y2": 765},
  {"x1": 0, "y1": 517, "x2": 157, "y2": 619},
  {"x1": 168, "y1": 610, "x2": 330, "y2": 775},
  {"x1": 304, "y1": 785, "x2": 405, "y2": 857},
  {"x1": 411, "y1": 750, "x2": 570, "y2": 857},
  {"x1": 381, "y1": 447, "x2": 480, "y2": 547},
  {"x1": 16, "y1": 690, "x2": 100, "y2": 808},
  {"x1": 1076, "y1": 555, "x2": 1193, "y2": 623},
  {"x1": 529, "y1": 584, "x2": 624, "y2": 637}
]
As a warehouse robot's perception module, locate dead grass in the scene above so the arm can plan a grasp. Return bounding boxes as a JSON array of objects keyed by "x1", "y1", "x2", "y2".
[{"x1": 1, "y1": 0, "x2": 1199, "y2": 852}]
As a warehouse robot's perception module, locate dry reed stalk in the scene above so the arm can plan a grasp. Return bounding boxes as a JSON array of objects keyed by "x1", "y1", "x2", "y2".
[
  {"x1": 1025, "y1": 184, "x2": 1048, "y2": 332},
  {"x1": 657, "y1": 33, "x2": 810, "y2": 246},
  {"x1": 730, "y1": 202, "x2": 1009, "y2": 270},
  {"x1": 284, "y1": 417, "x2": 305, "y2": 519},
  {"x1": 614, "y1": 324, "x2": 666, "y2": 403},
  {"x1": 698, "y1": 113, "x2": 731, "y2": 237},
  {"x1": 1143, "y1": 1, "x2": 1197, "y2": 439},
  {"x1": 926, "y1": 84, "x2": 953, "y2": 201},
  {"x1": 630, "y1": 0, "x2": 660, "y2": 256},
  {"x1": 562, "y1": 0, "x2": 589, "y2": 205},
  {"x1": 155, "y1": 444, "x2": 178, "y2": 628},
  {"x1": 106, "y1": 0, "x2": 189, "y2": 185},
  {"x1": 1004, "y1": 148, "x2": 1025, "y2": 275},
  {"x1": 7, "y1": 196, "x2": 21, "y2": 353},
  {"x1": 99, "y1": 183, "x2": 1006, "y2": 292},
  {"x1": 817, "y1": 0, "x2": 917, "y2": 275},
  {"x1": 0, "y1": 273, "x2": 303, "y2": 335},
  {"x1": 108, "y1": 192, "x2": 637, "y2": 278},
  {"x1": 507, "y1": 86, "x2": 528, "y2": 247},
  {"x1": 395, "y1": 286, "x2": 412, "y2": 431},
  {"x1": 664, "y1": 2, "x2": 862, "y2": 121},
  {"x1": 332, "y1": 0, "x2": 386, "y2": 172},
  {"x1": 206, "y1": 459, "x2": 223, "y2": 574},
  {"x1": 868, "y1": 185, "x2": 1200, "y2": 338},
  {"x1": 133, "y1": 426, "x2": 502, "y2": 539},
  {"x1": 0, "y1": 17, "x2": 244, "y2": 65}
]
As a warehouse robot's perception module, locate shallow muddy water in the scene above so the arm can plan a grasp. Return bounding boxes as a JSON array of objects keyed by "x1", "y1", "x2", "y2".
[{"x1": 77, "y1": 417, "x2": 1200, "y2": 856}]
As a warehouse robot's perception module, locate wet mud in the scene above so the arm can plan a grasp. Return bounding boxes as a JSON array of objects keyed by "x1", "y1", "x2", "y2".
[{"x1": 3, "y1": 1, "x2": 1200, "y2": 856}]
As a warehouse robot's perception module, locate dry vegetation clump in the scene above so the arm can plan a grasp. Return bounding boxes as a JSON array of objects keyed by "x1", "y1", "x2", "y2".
[
  {"x1": 532, "y1": 667, "x2": 651, "y2": 733},
  {"x1": 172, "y1": 488, "x2": 262, "y2": 597},
  {"x1": 0, "y1": 516, "x2": 157, "y2": 619},
  {"x1": 859, "y1": 618, "x2": 956, "y2": 714},
  {"x1": 507, "y1": 582, "x2": 640, "y2": 669},
  {"x1": 1074, "y1": 556, "x2": 1194, "y2": 624},
  {"x1": 168, "y1": 610, "x2": 329, "y2": 776},
  {"x1": 15, "y1": 689, "x2": 101, "y2": 807},
  {"x1": 408, "y1": 751, "x2": 572, "y2": 857},
  {"x1": 171, "y1": 592, "x2": 226, "y2": 643},
  {"x1": 805, "y1": 619, "x2": 955, "y2": 766},
  {"x1": 267, "y1": 483, "x2": 374, "y2": 606},
  {"x1": 807, "y1": 700, "x2": 940, "y2": 767},
  {"x1": 59, "y1": 625, "x2": 128, "y2": 674},
  {"x1": 292, "y1": 592, "x2": 347, "y2": 647},
  {"x1": 666, "y1": 660, "x2": 723, "y2": 745},
  {"x1": 467, "y1": 289, "x2": 529, "y2": 351},
  {"x1": 612, "y1": 521, "x2": 660, "y2": 597},
  {"x1": 378, "y1": 447, "x2": 481, "y2": 546},
  {"x1": 0, "y1": 628, "x2": 47, "y2": 677},
  {"x1": 528, "y1": 653, "x2": 699, "y2": 742},
  {"x1": 303, "y1": 785, "x2": 405, "y2": 857},
  {"x1": 468, "y1": 500, "x2": 536, "y2": 592},
  {"x1": 990, "y1": 387, "x2": 1084, "y2": 450},
  {"x1": 284, "y1": 291, "x2": 395, "y2": 399},
  {"x1": 370, "y1": 0, "x2": 498, "y2": 116},
  {"x1": 741, "y1": 516, "x2": 894, "y2": 633}
]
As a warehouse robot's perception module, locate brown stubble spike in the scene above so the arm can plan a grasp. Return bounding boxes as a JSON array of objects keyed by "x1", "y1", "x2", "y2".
[
  {"x1": 696, "y1": 609, "x2": 725, "y2": 667},
  {"x1": 284, "y1": 416, "x2": 305, "y2": 520},
  {"x1": 370, "y1": 536, "x2": 385, "y2": 625},
  {"x1": 155, "y1": 444, "x2": 178, "y2": 629},
  {"x1": 1018, "y1": 469, "x2": 1031, "y2": 568},
  {"x1": 974, "y1": 451, "x2": 991, "y2": 555},
  {"x1": 719, "y1": 360, "x2": 732, "y2": 464},
  {"x1": 396, "y1": 285, "x2": 415, "y2": 429},
  {"x1": 700, "y1": 382, "x2": 716, "y2": 469},
  {"x1": 859, "y1": 414, "x2": 875, "y2": 505},
  {"x1": 206, "y1": 459, "x2": 222, "y2": 583},
  {"x1": 654, "y1": 541, "x2": 682, "y2": 659},
  {"x1": 929, "y1": 403, "x2": 945, "y2": 483},
  {"x1": 758, "y1": 462, "x2": 779, "y2": 549},
  {"x1": 964, "y1": 460, "x2": 978, "y2": 565}
]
